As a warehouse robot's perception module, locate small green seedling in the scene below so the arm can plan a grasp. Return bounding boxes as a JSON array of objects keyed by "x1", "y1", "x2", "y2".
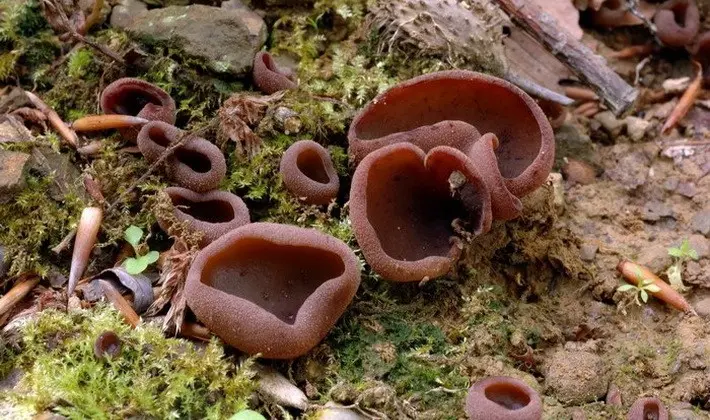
[
  {"x1": 666, "y1": 239, "x2": 698, "y2": 291},
  {"x1": 617, "y1": 278, "x2": 662, "y2": 306},
  {"x1": 123, "y1": 225, "x2": 159, "y2": 275}
]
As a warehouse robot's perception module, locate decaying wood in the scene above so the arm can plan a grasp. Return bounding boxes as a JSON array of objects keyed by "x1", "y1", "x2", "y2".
[{"x1": 494, "y1": 0, "x2": 639, "y2": 115}]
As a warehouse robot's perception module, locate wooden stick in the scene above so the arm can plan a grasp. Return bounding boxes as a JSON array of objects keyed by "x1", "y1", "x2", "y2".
[
  {"x1": 0, "y1": 275, "x2": 40, "y2": 317},
  {"x1": 24, "y1": 91, "x2": 78, "y2": 148},
  {"x1": 494, "y1": 0, "x2": 639, "y2": 116},
  {"x1": 99, "y1": 279, "x2": 141, "y2": 327}
]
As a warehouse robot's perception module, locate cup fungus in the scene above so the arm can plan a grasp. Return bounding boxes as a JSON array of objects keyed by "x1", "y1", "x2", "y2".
[
  {"x1": 137, "y1": 121, "x2": 227, "y2": 193},
  {"x1": 654, "y1": 0, "x2": 700, "y2": 47},
  {"x1": 161, "y1": 187, "x2": 250, "y2": 247},
  {"x1": 280, "y1": 140, "x2": 340, "y2": 205},
  {"x1": 185, "y1": 223, "x2": 360, "y2": 359},
  {"x1": 94, "y1": 331, "x2": 122, "y2": 359},
  {"x1": 691, "y1": 32, "x2": 710, "y2": 84},
  {"x1": 465, "y1": 376, "x2": 542, "y2": 420},
  {"x1": 100, "y1": 78, "x2": 176, "y2": 142},
  {"x1": 252, "y1": 51, "x2": 298, "y2": 94},
  {"x1": 589, "y1": 0, "x2": 646, "y2": 28},
  {"x1": 349, "y1": 142, "x2": 491, "y2": 282},
  {"x1": 627, "y1": 397, "x2": 668, "y2": 420}
]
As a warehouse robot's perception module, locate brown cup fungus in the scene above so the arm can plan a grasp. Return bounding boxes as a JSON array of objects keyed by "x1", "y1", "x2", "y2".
[
  {"x1": 161, "y1": 187, "x2": 250, "y2": 247},
  {"x1": 465, "y1": 376, "x2": 542, "y2": 420},
  {"x1": 654, "y1": 0, "x2": 700, "y2": 47},
  {"x1": 350, "y1": 142, "x2": 491, "y2": 282},
  {"x1": 627, "y1": 397, "x2": 668, "y2": 420},
  {"x1": 590, "y1": 0, "x2": 645, "y2": 28},
  {"x1": 100, "y1": 78, "x2": 176, "y2": 142},
  {"x1": 137, "y1": 121, "x2": 227, "y2": 193},
  {"x1": 253, "y1": 51, "x2": 298, "y2": 94},
  {"x1": 185, "y1": 223, "x2": 360, "y2": 359},
  {"x1": 280, "y1": 140, "x2": 340, "y2": 205}
]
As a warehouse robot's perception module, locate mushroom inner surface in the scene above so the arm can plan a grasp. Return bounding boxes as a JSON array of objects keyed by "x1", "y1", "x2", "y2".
[
  {"x1": 147, "y1": 125, "x2": 172, "y2": 147},
  {"x1": 296, "y1": 149, "x2": 329, "y2": 183},
  {"x1": 484, "y1": 383, "x2": 531, "y2": 410},
  {"x1": 642, "y1": 402, "x2": 661, "y2": 420},
  {"x1": 669, "y1": 2, "x2": 689, "y2": 26},
  {"x1": 203, "y1": 239, "x2": 346, "y2": 324},
  {"x1": 175, "y1": 149, "x2": 212, "y2": 173},
  {"x1": 172, "y1": 197, "x2": 235, "y2": 223},
  {"x1": 111, "y1": 88, "x2": 162, "y2": 116},
  {"x1": 366, "y1": 149, "x2": 465, "y2": 261}
]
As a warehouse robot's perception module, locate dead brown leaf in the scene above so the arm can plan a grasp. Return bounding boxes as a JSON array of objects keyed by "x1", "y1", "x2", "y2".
[{"x1": 217, "y1": 91, "x2": 284, "y2": 157}]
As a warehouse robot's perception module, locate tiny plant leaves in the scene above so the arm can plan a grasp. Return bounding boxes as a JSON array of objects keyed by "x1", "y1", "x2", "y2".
[
  {"x1": 143, "y1": 250, "x2": 159, "y2": 265},
  {"x1": 640, "y1": 278, "x2": 655, "y2": 287},
  {"x1": 617, "y1": 284, "x2": 637, "y2": 292},
  {"x1": 124, "y1": 225, "x2": 144, "y2": 251},
  {"x1": 668, "y1": 239, "x2": 699, "y2": 260},
  {"x1": 124, "y1": 257, "x2": 148, "y2": 275},
  {"x1": 645, "y1": 284, "x2": 661, "y2": 293},
  {"x1": 640, "y1": 289, "x2": 649, "y2": 303},
  {"x1": 229, "y1": 410, "x2": 267, "y2": 420}
]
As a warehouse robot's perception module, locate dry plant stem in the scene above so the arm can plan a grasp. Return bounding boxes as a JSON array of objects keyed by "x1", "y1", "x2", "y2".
[
  {"x1": 52, "y1": 229, "x2": 76, "y2": 254},
  {"x1": 0, "y1": 275, "x2": 40, "y2": 317},
  {"x1": 661, "y1": 61, "x2": 703, "y2": 134},
  {"x1": 99, "y1": 279, "x2": 141, "y2": 327},
  {"x1": 80, "y1": 0, "x2": 104, "y2": 35},
  {"x1": 24, "y1": 91, "x2": 78, "y2": 148},
  {"x1": 564, "y1": 86, "x2": 599, "y2": 101},
  {"x1": 617, "y1": 260, "x2": 695, "y2": 314},
  {"x1": 72, "y1": 115, "x2": 149, "y2": 132},
  {"x1": 504, "y1": 72, "x2": 574, "y2": 106},
  {"x1": 494, "y1": 0, "x2": 639, "y2": 115},
  {"x1": 608, "y1": 44, "x2": 654, "y2": 59}
]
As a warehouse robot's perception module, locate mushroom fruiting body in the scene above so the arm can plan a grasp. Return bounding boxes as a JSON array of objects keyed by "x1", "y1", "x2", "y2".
[
  {"x1": 253, "y1": 51, "x2": 298, "y2": 94},
  {"x1": 350, "y1": 143, "x2": 491, "y2": 282},
  {"x1": 627, "y1": 397, "x2": 668, "y2": 420},
  {"x1": 280, "y1": 140, "x2": 340, "y2": 205},
  {"x1": 465, "y1": 376, "x2": 542, "y2": 420},
  {"x1": 160, "y1": 187, "x2": 250, "y2": 247},
  {"x1": 654, "y1": 0, "x2": 700, "y2": 47},
  {"x1": 100, "y1": 78, "x2": 176, "y2": 142},
  {"x1": 185, "y1": 223, "x2": 360, "y2": 359},
  {"x1": 137, "y1": 121, "x2": 227, "y2": 193}
]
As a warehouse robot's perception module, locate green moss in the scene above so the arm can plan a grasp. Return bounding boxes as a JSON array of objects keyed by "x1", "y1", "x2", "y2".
[
  {"x1": 2, "y1": 305, "x2": 256, "y2": 419},
  {"x1": 67, "y1": 48, "x2": 98, "y2": 79}
]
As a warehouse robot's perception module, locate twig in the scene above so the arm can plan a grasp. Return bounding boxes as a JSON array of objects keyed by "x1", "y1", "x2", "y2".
[
  {"x1": 661, "y1": 61, "x2": 702, "y2": 134},
  {"x1": 99, "y1": 279, "x2": 141, "y2": 327},
  {"x1": 24, "y1": 91, "x2": 78, "y2": 148},
  {"x1": 504, "y1": 72, "x2": 574, "y2": 106},
  {"x1": 52, "y1": 229, "x2": 76, "y2": 254},
  {"x1": 494, "y1": 0, "x2": 639, "y2": 115},
  {"x1": 0, "y1": 275, "x2": 40, "y2": 318}
]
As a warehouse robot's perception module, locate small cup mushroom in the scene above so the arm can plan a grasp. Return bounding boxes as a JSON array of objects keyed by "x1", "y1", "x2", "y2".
[
  {"x1": 280, "y1": 140, "x2": 340, "y2": 205},
  {"x1": 654, "y1": 0, "x2": 700, "y2": 47},
  {"x1": 627, "y1": 397, "x2": 668, "y2": 420},
  {"x1": 94, "y1": 331, "x2": 122, "y2": 359},
  {"x1": 252, "y1": 51, "x2": 298, "y2": 94},
  {"x1": 349, "y1": 142, "x2": 491, "y2": 282},
  {"x1": 137, "y1": 121, "x2": 227, "y2": 193},
  {"x1": 100, "y1": 78, "x2": 176, "y2": 142},
  {"x1": 465, "y1": 376, "x2": 542, "y2": 420},
  {"x1": 185, "y1": 223, "x2": 360, "y2": 359},
  {"x1": 160, "y1": 187, "x2": 250, "y2": 247}
]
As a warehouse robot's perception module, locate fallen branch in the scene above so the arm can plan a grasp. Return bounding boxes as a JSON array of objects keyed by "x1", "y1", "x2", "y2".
[{"x1": 494, "y1": 0, "x2": 639, "y2": 115}]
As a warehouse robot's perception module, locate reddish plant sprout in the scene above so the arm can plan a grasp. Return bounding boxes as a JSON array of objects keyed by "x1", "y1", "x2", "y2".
[
  {"x1": 185, "y1": 223, "x2": 360, "y2": 359},
  {"x1": 137, "y1": 121, "x2": 227, "y2": 193},
  {"x1": 100, "y1": 78, "x2": 176, "y2": 142},
  {"x1": 465, "y1": 376, "x2": 543, "y2": 420},
  {"x1": 252, "y1": 51, "x2": 298, "y2": 94},
  {"x1": 627, "y1": 397, "x2": 668, "y2": 420},
  {"x1": 654, "y1": 0, "x2": 700, "y2": 47},
  {"x1": 160, "y1": 187, "x2": 251, "y2": 247},
  {"x1": 280, "y1": 140, "x2": 340, "y2": 205}
]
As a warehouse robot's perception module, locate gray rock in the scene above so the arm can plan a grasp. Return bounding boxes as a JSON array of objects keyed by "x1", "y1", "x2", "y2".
[
  {"x1": 109, "y1": 0, "x2": 147, "y2": 28},
  {"x1": 670, "y1": 402, "x2": 701, "y2": 419},
  {"x1": 637, "y1": 244, "x2": 672, "y2": 273},
  {"x1": 694, "y1": 298, "x2": 710, "y2": 318},
  {"x1": 641, "y1": 200, "x2": 673, "y2": 222},
  {"x1": 29, "y1": 147, "x2": 86, "y2": 201},
  {"x1": 545, "y1": 350, "x2": 608, "y2": 405},
  {"x1": 690, "y1": 209, "x2": 710, "y2": 237},
  {"x1": 624, "y1": 116, "x2": 650, "y2": 141},
  {"x1": 316, "y1": 402, "x2": 365, "y2": 420},
  {"x1": 579, "y1": 243, "x2": 598, "y2": 262},
  {"x1": 221, "y1": 0, "x2": 249, "y2": 10},
  {"x1": 676, "y1": 182, "x2": 697, "y2": 198},
  {"x1": 120, "y1": 5, "x2": 267, "y2": 76},
  {"x1": 0, "y1": 151, "x2": 30, "y2": 203},
  {"x1": 594, "y1": 111, "x2": 624, "y2": 136}
]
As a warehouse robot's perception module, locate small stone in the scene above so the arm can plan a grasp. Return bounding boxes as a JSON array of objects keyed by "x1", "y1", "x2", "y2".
[
  {"x1": 316, "y1": 402, "x2": 365, "y2": 420},
  {"x1": 624, "y1": 116, "x2": 650, "y2": 141},
  {"x1": 254, "y1": 364, "x2": 308, "y2": 411},
  {"x1": 676, "y1": 182, "x2": 697, "y2": 198},
  {"x1": 579, "y1": 243, "x2": 598, "y2": 262},
  {"x1": 690, "y1": 209, "x2": 710, "y2": 237},
  {"x1": 669, "y1": 402, "x2": 700, "y2": 420},
  {"x1": 694, "y1": 298, "x2": 710, "y2": 317},
  {"x1": 545, "y1": 350, "x2": 608, "y2": 405},
  {"x1": 594, "y1": 111, "x2": 624, "y2": 135},
  {"x1": 109, "y1": 0, "x2": 147, "y2": 28},
  {"x1": 641, "y1": 200, "x2": 673, "y2": 222},
  {"x1": 0, "y1": 151, "x2": 30, "y2": 203},
  {"x1": 221, "y1": 0, "x2": 249, "y2": 10},
  {"x1": 664, "y1": 177, "x2": 679, "y2": 191},
  {"x1": 562, "y1": 159, "x2": 596, "y2": 185},
  {"x1": 637, "y1": 244, "x2": 672, "y2": 274},
  {"x1": 274, "y1": 106, "x2": 302, "y2": 134},
  {"x1": 29, "y1": 147, "x2": 86, "y2": 201}
]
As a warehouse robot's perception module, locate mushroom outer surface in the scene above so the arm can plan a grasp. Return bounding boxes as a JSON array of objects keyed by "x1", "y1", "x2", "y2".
[
  {"x1": 280, "y1": 140, "x2": 340, "y2": 205},
  {"x1": 465, "y1": 376, "x2": 542, "y2": 420}
]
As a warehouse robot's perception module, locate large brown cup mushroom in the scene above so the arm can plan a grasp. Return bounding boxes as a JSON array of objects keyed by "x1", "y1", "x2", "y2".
[
  {"x1": 137, "y1": 121, "x2": 227, "y2": 193},
  {"x1": 280, "y1": 140, "x2": 340, "y2": 205},
  {"x1": 100, "y1": 78, "x2": 176, "y2": 142},
  {"x1": 654, "y1": 0, "x2": 700, "y2": 47},
  {"x1": 252, "y1": 51, "x2": 298, "y2": 94},
  {"x1": 348, "y1": 70, "x2": 554, "y2": 199},
  {"x1": 627, "y1": 397, "x2": 668, "y2": 420},
  {"x1": 160, "y1": 187, "x2": 250, "y2": 247},
  {"x1": 350, "y1": 142, "x2": 491, "y2": 282},
  {"x1": 465, "y1": 376, "x2": 543, "y2": 420},
  {"x1": 185, "y1": 223, "x2": 360, "y2": 359}
]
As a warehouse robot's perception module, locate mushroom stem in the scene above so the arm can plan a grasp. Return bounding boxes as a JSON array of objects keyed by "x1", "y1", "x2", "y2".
[
  {"x1": 99, "y1": 279, "x2": 141, "y2": 328},
  {"x1": 72, "y1": 115, "x2": 149, "y2": 132},
  {"x1": 504, "y1": 71, "x2": 574, "y2": 106},
  {"x1": 68, "y1": 207, "x2": 103, "y2": 298},
  {"x1": 0, "y1": 274, "x2": 40, "y2": 317},
  {"x1": 24, "y1": 91, "x2": 78, "y2": 148},
  {"x1": 617, "y1": 259, "x2": 695, "y2": 314},
  {"x1": 661, "y1": 61, "x2": 703, "y2": 134}
]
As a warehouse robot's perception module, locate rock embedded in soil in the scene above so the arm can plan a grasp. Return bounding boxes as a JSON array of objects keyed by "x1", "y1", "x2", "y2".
[
  {"x1": 579, "y1": 242, "x2": 598, "y2": 262},
  {"x1": 686, "y1": 235, "x2": 709, "y2": 259},
  {"x1": 637, "y1": 244, "x2": 673, "y2": 274},
  {"x1": 690, "y1": 208, "x2": 710, "y2": 237},
  {"x1": 119, "y1": 5, "x2": 267, "y2": 76},
  {"x1": 641, "y1": 200, "x2": 674, "y2": 222},
  {"x1": 109, "y1": 0, "x2": 147, "y2": 28},
  {"x1": 0, "y1": 151, "x2": 30, "y2": 203},
  {"x1": 624, "y1": 116, "x2": 650, "y2": 141},
  {"x1": 544, "y1": 350, "x2": 608, "y2": 405},
  {"x1": 562, "y1": 159, "x2": 596, "y2": 185}
]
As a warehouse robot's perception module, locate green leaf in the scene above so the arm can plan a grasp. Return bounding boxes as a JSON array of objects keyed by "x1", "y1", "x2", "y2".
[
  {"x1": 668, "y1": 247, "x2": 683, "y2": 258},
  {"x1": 640, "y1": 278, "x2": 655, "y2": 287},
  {"x1": 617, "y1": 284, "x2": 637, "y2": 292},
  {"x1": 645, "y1": 284, "x2": 661, "y2": 293},
  {"x1": 640, "y1": 289, "x2": 648, "y2": 303},
  {"x1": 229, "y1": 410, "x2": 267, "y2": 420},
  {"x1": 124, "y1": 257, "x2": 148, "y2": 275},
  {"x1": 124, "y1": 225, "x2": 144, "y2": 250},
  {"x1": 143, "y1": 250, "x2": 159, "y2": 265}
]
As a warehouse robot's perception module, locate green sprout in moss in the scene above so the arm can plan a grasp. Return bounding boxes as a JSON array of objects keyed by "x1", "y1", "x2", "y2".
[
  {"x1": 666, "y1": 239, "x2": 698, "y2": 291},
  {"x1": 122, "y1": 225, "x2": 159, "y2": 275},
  {"x1": 617, "y1": 278, "x2": 662, "y2": 306}
]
